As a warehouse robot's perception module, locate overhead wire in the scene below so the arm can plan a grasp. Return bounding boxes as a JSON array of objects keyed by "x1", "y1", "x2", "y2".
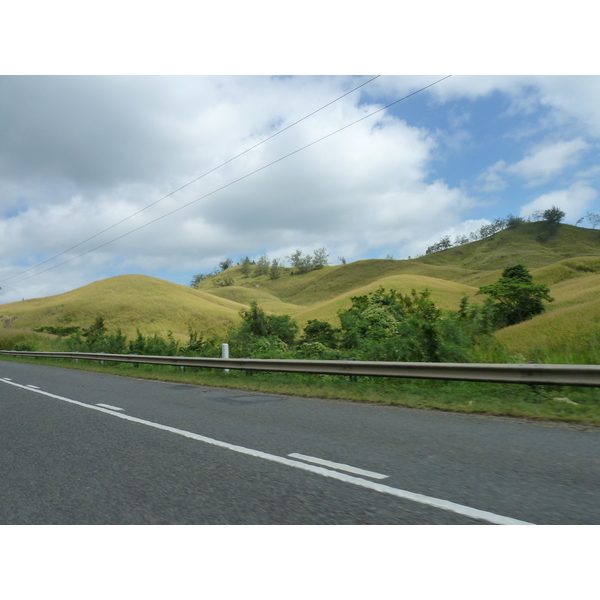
[
  {"x1": 0, "y1": 75, "x2": 380, "y2": 285},
  {"x1": 3, "y1": 75, "x2": 451, "y2": 289}
]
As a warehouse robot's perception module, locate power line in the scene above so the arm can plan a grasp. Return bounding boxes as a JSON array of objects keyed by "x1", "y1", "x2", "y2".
[
  {"x1": 0, "y1": 75, "x2": 380, "y2": 286},
  {"x1": 3, "y1": 75, "x2": 451, "y2": 289}
]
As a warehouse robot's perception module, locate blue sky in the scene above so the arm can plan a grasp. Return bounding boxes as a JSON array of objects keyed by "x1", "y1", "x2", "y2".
[{"x1": 1, "y1": 74, "x2": 599, "y2": 303}]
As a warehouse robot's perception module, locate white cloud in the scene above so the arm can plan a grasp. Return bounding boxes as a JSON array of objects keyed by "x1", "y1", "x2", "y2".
[
  {"x1": 519, "y1": 183, "x2": 598, "y2": 222},
  {"x1": 476, "y1": 160, "x2": 509, "y2": 193},
  {"x1": 505, "y1": 139, "x2": 589, "y2": 185},
  {"x1": 0, "y1": 76, "x2": 479, "y2": 303}
]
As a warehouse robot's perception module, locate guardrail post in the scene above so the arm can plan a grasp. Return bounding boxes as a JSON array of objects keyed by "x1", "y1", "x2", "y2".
[
  {"x1": 222, "y1": 343, "x2": 229, "y2": 373},
  {"x1": 349, "y1": 358, "x2": 357, "y2": 382},
  {"x1": 245, "y1": 357, "x2": 253, "y2": 376}
]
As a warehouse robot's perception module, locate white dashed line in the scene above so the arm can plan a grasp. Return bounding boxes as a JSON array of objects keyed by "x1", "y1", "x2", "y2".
[
  {"x1": 26, "y1": 385, "x2": 40, "y2": 389},
  {"x1": 96, "y1": 403, "x2": 124, "y2": 411},
  {"x1": 288, "y1": 453, "x2": 389, "y2": 480}
]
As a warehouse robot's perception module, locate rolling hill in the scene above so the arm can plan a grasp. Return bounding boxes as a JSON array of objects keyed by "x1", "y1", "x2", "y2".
[{"x1": 2, "y1": 222, "x2": 600, "y2": 358}]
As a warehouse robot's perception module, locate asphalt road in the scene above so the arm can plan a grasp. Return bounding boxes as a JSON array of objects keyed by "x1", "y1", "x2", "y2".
[{"x1": 1, "y1": 360, "x2": 599, "y2": 524}]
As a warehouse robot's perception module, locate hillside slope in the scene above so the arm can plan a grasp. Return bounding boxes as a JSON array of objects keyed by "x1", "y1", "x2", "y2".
[
  {"x1": 0, "y1": 275, "x2": 246, "y2": 340},
  {"x1": 2, "y1": 223, "x2": 600, "y2": 357}
]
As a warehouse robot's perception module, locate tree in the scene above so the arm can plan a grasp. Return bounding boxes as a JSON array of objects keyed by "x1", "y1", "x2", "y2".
[
  {"x1": 255, "y1": 255, "x2": 270, "y2": 276},
  {"x1": 425, "y1": 236, "x2": 451, "y2": 255},
  {"x1": 312, "y1": 247, "x2": 329, "y2": 269},
  {"x1": 240, "y1": 256, "x2": 253, "y2": 278},
  {"x1": 543, "y1": 206, "x2": 566, "y2": 224},
  {"x1": 269, "y1": 258, "x2": 282, "y2": 280},
  {"x1": 82, "y1": 316, "x2": 107, "y2": 347},
  {"x1": 219, "y1": 258, "x2": 234, "y2": 272},
  {"x1": 288, "y1": 250, "x2": 313, "y2": 274},
  {"x1": 301, "y1": 319, "x2": 338, "y2": 347},
  {"x1": 337, "y1": 287, "x2": 446, "y2": 362},
  {"x1": 476, "y1": 264, "x2": 554, "y2": 328},
  {"x1": 538, "y1": 205, "x2": 565, "y2": 240},
  {"x1": 238, "y1": 301, "x2": 270, "y2": 337},
  {"x1": 582, "y1": 212, "x2": 600, "y2": 229},
  {"x1": 506, "y1": 214, "x2": 525, "y2": 229},
  {"x1": 190, "y1": 273, "x2": 208, "y2": 287},
  {"x1": 237, "y1": 301, "x2": 298, "y2": 346}
]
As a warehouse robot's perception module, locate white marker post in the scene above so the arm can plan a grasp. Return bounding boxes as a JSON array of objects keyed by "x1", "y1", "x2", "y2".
[{"x1": 221, "y1": 343, "x2": 229, "y2": 373}]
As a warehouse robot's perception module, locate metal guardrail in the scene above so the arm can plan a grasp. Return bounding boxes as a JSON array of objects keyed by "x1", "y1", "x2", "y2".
[{"x1": 1, "y1": 350, "x2": 600, "y2": 387}]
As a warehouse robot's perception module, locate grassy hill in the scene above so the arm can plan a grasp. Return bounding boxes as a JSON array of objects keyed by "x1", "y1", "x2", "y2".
[
  {"x1": 0, "y1": 275, "x2": 246, "y2": 345},
  {"x1": 2, "y1": 222, "x2": 600, "y2": 359}
]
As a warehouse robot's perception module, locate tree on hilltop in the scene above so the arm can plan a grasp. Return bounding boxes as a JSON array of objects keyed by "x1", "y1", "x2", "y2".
[{"x1": 543, "y1": 206, "x2": 566, "y2": 224}]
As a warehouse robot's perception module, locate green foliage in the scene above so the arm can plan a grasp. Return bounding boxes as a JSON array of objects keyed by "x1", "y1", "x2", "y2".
[
  {"x1": 240, "y1": 256, "x2": 253, "y2": 278},
  {"x1": 537, "y1": 206, "x2": 566, "y2": 241},
  {"x1": 238, "y1": 301, "x2": 298, "y2": 343},
  {"x1": 255, "y1": 255, "x2": 270, "y2": 276},
  {"x1": 426, "y1": 236, "x2": 452, "y2": 255},
  {"x1": 33, "y1": 325, "x2": 81, "y2": 337},
  {"x1": 190, "y1": 273, "x2": 208, "y2": 287},
  {"x1": 296, "y1": 341, "x2": 344, "y2": 360},
  {"x1": 229, "y1": 301, "x2": 299, "y2": 356},
  {"x1": 476, "y1": 264, "x2": 554, "y2": 328},
  {"x1": 312, "y1": 247, "x2": 329, "y2": 269},
  {"x1": 543, "y1": 206, "x2": 566, "y2": 224},
  {"x1": 129, "y1": 330, "x2": 179, "y2": 356},
  {"x1": 337, "y1": 287, "x2": 464, "y2": 362},
  {"x1": 63, "y1": 315, "x2": 209, "y2": 357},
  {"x1": 219, "y1": 258, "x2": 234, "y2": 272},
  {"x1": 82, "y1": 316, "x2": 107, "y2": 347},
  {"x1": 269, "y1": 258, "x2": 282, "y2": 280},
  {"x1": 288, "y1": 248, "x2": 329, "y2": 274},
  {"x1": 14, "y1": 340, "x2": 37, "y2": 351},
  {"x1": 288, "y1": 249, "x2": 313, "y2": 274},
  {"x1": 214, "y1": 274, "x2": 235, "y2": 287},
  {"x1": 506, "y1": 214, "x2": 525, "y2": 229},
  {"x1": 301, "y1": 319, "x2": 338, "y2": 347}
]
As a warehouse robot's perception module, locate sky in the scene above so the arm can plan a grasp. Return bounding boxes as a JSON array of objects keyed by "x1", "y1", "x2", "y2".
[{"x1": 1, "y1": 7, "x2": 599, "y2": 305}]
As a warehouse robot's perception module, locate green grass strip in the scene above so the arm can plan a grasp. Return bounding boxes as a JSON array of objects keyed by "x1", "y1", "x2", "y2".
[{"x1": 3, "y1": 355, "x2": 599, "y2": 426}]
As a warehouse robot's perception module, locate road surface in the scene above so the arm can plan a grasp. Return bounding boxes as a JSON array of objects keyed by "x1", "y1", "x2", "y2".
[{"x1": 1, "y1": 360, "x2": 598, "y2": 524}]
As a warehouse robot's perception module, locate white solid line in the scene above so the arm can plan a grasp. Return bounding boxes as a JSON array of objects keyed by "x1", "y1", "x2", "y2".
[
  {"x1": 288, "y1": 453, "x2": 389, "y2": 480},
  {"x1": 0, "y1": 378, "x2": 534, "y2": 525},
  {"x1": 96, "y1": 403, "x2": 124, "y2": 411}
]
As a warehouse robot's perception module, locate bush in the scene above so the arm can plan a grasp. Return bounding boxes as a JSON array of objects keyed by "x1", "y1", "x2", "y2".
[
  {"x1": 302, "y1": 319, "x2": 338, "y2": 348},
  {"x1": 476, "y1": 264, "x2": 554, "y2": 328},
  {"x1": 14, "y1": 340, "x2": 37, "y2": 352}
]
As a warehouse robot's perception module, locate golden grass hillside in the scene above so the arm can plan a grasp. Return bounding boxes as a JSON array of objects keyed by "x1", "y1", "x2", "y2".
[
  {"x1": 2, "y1": 222, "x2": 600, "y2": 357},
  {"x1": 415, "y1": 222, "x2": 600, "y2": 272},
  {"x1": 0, "y1": 275, "x2": 245, "y2": 341}
]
